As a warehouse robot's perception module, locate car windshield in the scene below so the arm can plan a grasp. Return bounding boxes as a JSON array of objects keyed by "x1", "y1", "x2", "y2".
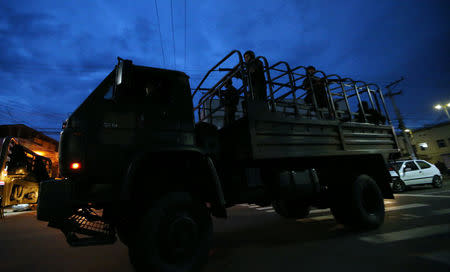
[{"x1": 388, "y1": 162, "x2": 403, "y2": 171}]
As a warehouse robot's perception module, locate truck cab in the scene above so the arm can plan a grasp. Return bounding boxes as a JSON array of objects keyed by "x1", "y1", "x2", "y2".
[{"x1": 58, "y1": 62, "x2": 198, "y2": 200}]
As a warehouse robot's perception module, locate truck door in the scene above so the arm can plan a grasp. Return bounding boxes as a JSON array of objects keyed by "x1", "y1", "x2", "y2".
[{"x1": 88, "y1": 79, "x2": 138, "y2": 180}]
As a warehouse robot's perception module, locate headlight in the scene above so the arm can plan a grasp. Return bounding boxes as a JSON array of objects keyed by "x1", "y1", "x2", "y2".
[{"x1": 391, "y1": 176, "x2": 400, "y2": 182}]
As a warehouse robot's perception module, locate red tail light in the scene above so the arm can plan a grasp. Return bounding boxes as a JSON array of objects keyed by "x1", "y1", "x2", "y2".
[{"x1": 70, "y1": 163, "x2": 81, "y2": 170}]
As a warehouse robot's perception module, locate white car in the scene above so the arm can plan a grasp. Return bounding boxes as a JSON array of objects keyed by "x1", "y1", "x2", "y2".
[{"x1": 388, "y1": 160, "x2": 443, "y2": 192}]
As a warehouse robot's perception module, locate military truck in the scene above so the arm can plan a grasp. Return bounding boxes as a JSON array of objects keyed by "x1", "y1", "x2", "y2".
[
  {"x1": 1, "y1": 137, "x2": 53, "y2": 207},
  {"x1": 37, "y1": 51, "x2": 399, "y2": 272}
]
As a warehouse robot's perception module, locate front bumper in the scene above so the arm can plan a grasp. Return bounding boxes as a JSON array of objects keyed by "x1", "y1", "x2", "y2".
[{"x1": 37, "y1": 179, "x2": 75, "y2": 222}]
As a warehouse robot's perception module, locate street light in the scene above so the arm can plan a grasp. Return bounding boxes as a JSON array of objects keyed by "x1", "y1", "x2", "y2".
[{"x1": 434, "y1": 102, "x2": 450, "y2": 119}]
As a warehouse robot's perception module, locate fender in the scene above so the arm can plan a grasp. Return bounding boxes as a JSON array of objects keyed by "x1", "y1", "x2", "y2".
[
  {"x1": 120, "y1": 149, "x2": 227, "y2": 218},
  {"x1": 205, "y1": 155, "x2": 226, "y2": 217}
]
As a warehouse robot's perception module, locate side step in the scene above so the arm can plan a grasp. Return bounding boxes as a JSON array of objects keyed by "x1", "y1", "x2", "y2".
[{"x1": 49, "y1": 208, "x2": 117, "y2": 246}]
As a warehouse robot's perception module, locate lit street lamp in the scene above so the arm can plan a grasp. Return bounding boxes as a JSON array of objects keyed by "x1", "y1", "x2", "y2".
[{"x1": 434, "y1": 102, "x2": 450, "y2": 119}]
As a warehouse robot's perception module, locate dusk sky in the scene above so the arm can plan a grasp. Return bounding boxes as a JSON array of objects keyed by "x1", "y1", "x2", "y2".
[{"x1": 0, "y1": 0, "x2": 449, "y2": 139}]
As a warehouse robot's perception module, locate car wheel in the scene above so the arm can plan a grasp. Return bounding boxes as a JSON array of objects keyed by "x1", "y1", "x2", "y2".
[
  {"x1": 432, "y1": 176, "x2": 443, "y2": 188},
  {"x1": 392, "y1": 180, "x2": 406, "y2": 193},
  {"x1": 331, "y1": 174, "x2": 385, "y2": 230},
  {"x1": 272, "y1": 199, "x2": 311, "y2": 219},
  {"x1": 129, "y1": 192, "x2": 212, "y2": 272}
]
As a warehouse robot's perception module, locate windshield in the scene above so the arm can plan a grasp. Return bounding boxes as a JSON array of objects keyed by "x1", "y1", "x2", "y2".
[{"x1": 116, "y1": 67, "x2": 189, "y2": 104}]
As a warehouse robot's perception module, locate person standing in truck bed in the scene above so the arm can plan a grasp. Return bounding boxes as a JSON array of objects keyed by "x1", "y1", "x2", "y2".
[
  {"x1": 235, "y1": 50, "x2": 267, "y2": 101},
  {"x1": 220, "y1": 80, "x2": 240, "y2": 126},
  {"x1": 301, "y1": 66, "x2": 329, "y2": 109}
]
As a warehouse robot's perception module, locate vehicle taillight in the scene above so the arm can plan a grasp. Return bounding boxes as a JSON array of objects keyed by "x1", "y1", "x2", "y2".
[
  {"x1": 70, "y1": 163, "x2": 81, "y2": 170},
  {"x1": 388, "y1": 167, "x2": 394, "y2": 171}
]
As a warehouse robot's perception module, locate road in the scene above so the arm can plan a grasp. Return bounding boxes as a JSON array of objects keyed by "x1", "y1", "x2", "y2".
[{"x1": 0, "y1": 180, "x2": 449, "y2": 272}]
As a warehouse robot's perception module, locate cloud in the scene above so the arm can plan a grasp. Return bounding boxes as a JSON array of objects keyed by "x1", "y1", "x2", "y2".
[{"x1": 0, "y1": 0, "x2": 449, "y2": 133}]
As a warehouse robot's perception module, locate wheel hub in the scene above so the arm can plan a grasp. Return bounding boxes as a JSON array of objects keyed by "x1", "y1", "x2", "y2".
[
  {"x1": 361, "y1": 187, "x2": 379, "y2": 214},
  {"x1": 393, "y1": 181, "x2": 403, "y2": 191},
  {"x1": 166, "y1": 215, "x2": 199, "y2": 261}
]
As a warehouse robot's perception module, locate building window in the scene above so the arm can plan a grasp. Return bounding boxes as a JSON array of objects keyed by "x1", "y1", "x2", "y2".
[
  {"x1": 436, "y1": 139, "x2": 447, "y2": 148},
  {"x1": 419, "y1": 142, "x2": 428, "y2": 151}
]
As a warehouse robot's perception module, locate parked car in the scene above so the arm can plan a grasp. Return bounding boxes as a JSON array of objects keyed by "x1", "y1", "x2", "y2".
[{"x1": 388, "y1": 160, "x2": 443, "y2": 192}]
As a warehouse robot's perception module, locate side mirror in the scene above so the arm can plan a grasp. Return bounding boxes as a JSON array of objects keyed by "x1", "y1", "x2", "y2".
[
  {"x1": 404, "y1": 168, "x2": 412, "y2": 172},
  {"x1": 114, "y1": 57, "x2": 133, "y2": 100}
]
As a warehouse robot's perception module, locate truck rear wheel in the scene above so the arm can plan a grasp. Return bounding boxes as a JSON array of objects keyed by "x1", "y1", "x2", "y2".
[
  {"x1": 331, "y1": 174, "x2": 385, "y2": 229},
  {"x1": 129, "y1": 192, "x2": 212, "y2": 272},
  {"x1": 116, "y1": 222, "x2": 132, "y2": 246},
  {"x1": 272, "y1": 199, "x2": 311, "y2": 219}
]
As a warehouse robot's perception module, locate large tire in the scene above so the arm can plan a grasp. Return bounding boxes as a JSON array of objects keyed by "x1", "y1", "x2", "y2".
[
  {"x1": 392, "y1": 180, "x2": 406, "y2": 193},
  {"x1": 129, "y1": 192, "x2": 212, "y2": 272},
  {"x1": 331, "y1": 175, "x2": 385, "y2": 230},
  {"x1": 432, "y1": 175, "x2": 443, "y2": 188},
  {"x1": 272, "y1": 199, "x2": 311, "y2": 219},
  {"x1": 116, "y1": 223, "x2": 132, "y2": 246}
]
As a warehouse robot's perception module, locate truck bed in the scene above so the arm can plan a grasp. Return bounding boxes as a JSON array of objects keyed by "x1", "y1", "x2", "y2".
[{"x1": 219, "y1": 102, "x2": 399, "y2": 161}]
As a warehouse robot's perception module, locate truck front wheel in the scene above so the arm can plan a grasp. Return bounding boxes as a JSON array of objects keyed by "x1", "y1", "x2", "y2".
[
  {"x1": 331, "y1": 174, "x2": 385, "y2": 229},
  {"x1": 129, "y1": 192, "x2": 212, "y2": 272},
  {"x1": 272, "y1": 199, "x2": 311, "y2": 219}
]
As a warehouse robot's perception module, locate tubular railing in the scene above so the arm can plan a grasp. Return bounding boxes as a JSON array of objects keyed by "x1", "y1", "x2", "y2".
[
  {"x1": 257, "y1": 56, "x2": 276, "y2": 111},
  {"x1": 192, "y1": 50, "x2": 244, "y2": 124},
  {"x1": 192, "y1": 50, "x2": 392, "y2": 126}
]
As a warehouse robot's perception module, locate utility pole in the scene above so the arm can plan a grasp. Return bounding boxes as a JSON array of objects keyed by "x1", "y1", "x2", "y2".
[{"x1": 384, "y1": 77, "x2": 417, "y2": 159}]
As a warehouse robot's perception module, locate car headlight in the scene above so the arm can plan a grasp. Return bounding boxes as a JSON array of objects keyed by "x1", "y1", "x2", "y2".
[{"x1": 390, "y1": 176, "x2": 400, "y2": 182}]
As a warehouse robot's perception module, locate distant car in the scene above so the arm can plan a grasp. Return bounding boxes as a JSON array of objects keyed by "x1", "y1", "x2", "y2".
[{"x1": 388, "y1": 160, "x2": 443, "y2": 192}]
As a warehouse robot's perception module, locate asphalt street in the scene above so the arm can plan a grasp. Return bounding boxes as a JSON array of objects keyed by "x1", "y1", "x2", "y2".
[{"x1": 0, "y1": 179, "x2": 449, "y2": 272}]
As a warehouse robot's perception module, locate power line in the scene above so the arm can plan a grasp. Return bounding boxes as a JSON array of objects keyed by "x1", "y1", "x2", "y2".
[
  {"x1": 0, "y1": 61, "x2": 208, "y2": 74},
  {"x1": 184, "y1": 0, "x2": 187, "y2": 68},
  {"x1": 154, "y1": 0, "x2": 166, "y2": 67},
  {"x1": 170, "y1": 0, "x2": 176, "y2": 68}
]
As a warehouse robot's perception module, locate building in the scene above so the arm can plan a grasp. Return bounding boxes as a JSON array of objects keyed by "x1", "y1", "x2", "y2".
[
  {"x1": 397, "y1": 121, "x2": 450, "y2": 167},
  {"x1": 0, "y1": 124, "x2": 59, "y2": 176}
]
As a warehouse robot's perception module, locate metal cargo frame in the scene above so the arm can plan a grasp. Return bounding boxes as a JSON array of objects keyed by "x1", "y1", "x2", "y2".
[{"x1": 192, "y1": 50, "x2": 400, "y2": 161}]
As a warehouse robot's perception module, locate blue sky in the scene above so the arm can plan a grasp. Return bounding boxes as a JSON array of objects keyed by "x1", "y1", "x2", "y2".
[{"x1": 0, "y1": 0, "x2": 449, "y2": 138}]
